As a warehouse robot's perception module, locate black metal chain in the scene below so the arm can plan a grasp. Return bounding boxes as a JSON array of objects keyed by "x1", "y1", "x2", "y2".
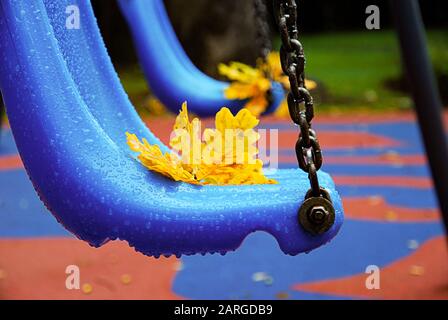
[{"x1": 273, "y1": 0, "x2": 335, "y2": 235}]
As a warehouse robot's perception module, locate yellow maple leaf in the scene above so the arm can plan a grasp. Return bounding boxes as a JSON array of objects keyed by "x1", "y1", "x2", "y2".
[
  {"x1": 126, "y1": 102, "x2": 276, "y2": 186},
  {"x1": 126, "y1": 132, "x2": 198, "y2": 184},
  {"x1": 219, "y1": 51, "x2": 317, "y2": 116}
]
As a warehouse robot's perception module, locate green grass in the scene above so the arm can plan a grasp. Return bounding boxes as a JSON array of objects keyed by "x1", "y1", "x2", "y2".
[
  {"x1": 117, "y1": 65, "x2": 160, "y2": 117},
  {"x1": 296, "y1": 30, "x2": 448, "y2": 111},
  {"x1": 117, "y1": 65, "x2": 148, "y2": 99},
  {"x1": 118, "y1": 30, "x2": 448, "y2": 114}
]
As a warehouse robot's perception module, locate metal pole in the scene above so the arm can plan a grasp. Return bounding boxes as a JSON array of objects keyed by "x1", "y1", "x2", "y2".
[{"x1": 391, "y1": 0, "x2": 448, "y2": 236}]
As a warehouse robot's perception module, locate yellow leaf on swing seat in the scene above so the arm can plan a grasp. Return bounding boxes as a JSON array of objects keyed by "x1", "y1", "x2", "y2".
[{"x1": 126, "y1": 102, "x2": 276, "y2": 186}]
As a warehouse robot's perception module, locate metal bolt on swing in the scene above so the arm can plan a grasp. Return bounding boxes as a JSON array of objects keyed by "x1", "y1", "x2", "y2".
[{"x1": 273, "y1": 0, "x2": 335, "y2": 235}]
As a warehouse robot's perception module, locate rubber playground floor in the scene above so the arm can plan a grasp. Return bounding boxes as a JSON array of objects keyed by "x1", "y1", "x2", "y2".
[{"x1": 0, "y1": 111, "x2": 447, "y2": 300}]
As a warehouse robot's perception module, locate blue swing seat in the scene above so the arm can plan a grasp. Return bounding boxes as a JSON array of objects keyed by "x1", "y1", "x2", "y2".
[
  {"x1": 118, "y1": 0, "x2": 285, "y2": 116},
  {"x1": 0, "y1": 0, "x2": 343, "y2": 257}
]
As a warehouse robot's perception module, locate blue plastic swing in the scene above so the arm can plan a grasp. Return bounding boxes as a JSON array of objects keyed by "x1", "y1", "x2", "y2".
[
  {"x1": 118, "y1": 0, "x2": 285, "y2": 116},
  {"x1": 0, "y1": 0, "x2": 343, "y2": 257}
]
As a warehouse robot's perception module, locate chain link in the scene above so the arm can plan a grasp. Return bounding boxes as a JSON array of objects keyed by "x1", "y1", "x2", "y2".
[{"x1": 274, "y1": 0, "x2": 328, "y2": 199}]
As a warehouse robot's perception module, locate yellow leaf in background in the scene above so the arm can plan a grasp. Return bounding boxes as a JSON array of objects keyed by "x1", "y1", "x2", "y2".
[
  {"x1": 266, "y1": 51, "x2": 283, "y2": 81},
  {"x1": 305, "y1": 79, "x2": 318, "y2": 90},
  {"x1": 218, "y1": 62, "x2": 263, "y2": 83},
  {"x1": 145, "y1": 97, "x2": 168, "y2": 116},
  {"x1": 219, "y1": 60, "x2": 272, "y2": 116},
  {"x1": 245, "y1": 95, "x2": 269, "y2": 118},
  {"x1": 224, "y1": 83, "x2": 259, "y2": 100},
  {"x1": 220, "y1": 51, "x2": 318, "y2": 117},
  {"x1": 266, "y1": 52, "x2": 317, "y2": 90},
  {"x1": 273, "y1": 98, "x2": 291, "y2": 118}
]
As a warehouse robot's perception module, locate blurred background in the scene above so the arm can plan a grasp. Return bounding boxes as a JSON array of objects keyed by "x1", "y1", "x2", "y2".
[
  {"x1": 92, "y1": 0, "x2": 448, "y2": 113},
  {"x1": 0, "y1": 0, "x2": 447, "y2": 300}
]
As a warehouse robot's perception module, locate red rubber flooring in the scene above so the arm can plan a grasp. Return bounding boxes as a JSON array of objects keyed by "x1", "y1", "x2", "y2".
[{"x1": 0, "y1": 112, "x2": 447, "y2": 300}]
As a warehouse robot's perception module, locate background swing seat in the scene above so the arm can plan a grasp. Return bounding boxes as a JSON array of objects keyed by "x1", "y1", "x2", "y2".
[
  {"x1": 118, "y1": 0, "x2": 285, "y2": 116},
  {"x1": 0, "y1": 0, "x2": 343, "y2": 257}
]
